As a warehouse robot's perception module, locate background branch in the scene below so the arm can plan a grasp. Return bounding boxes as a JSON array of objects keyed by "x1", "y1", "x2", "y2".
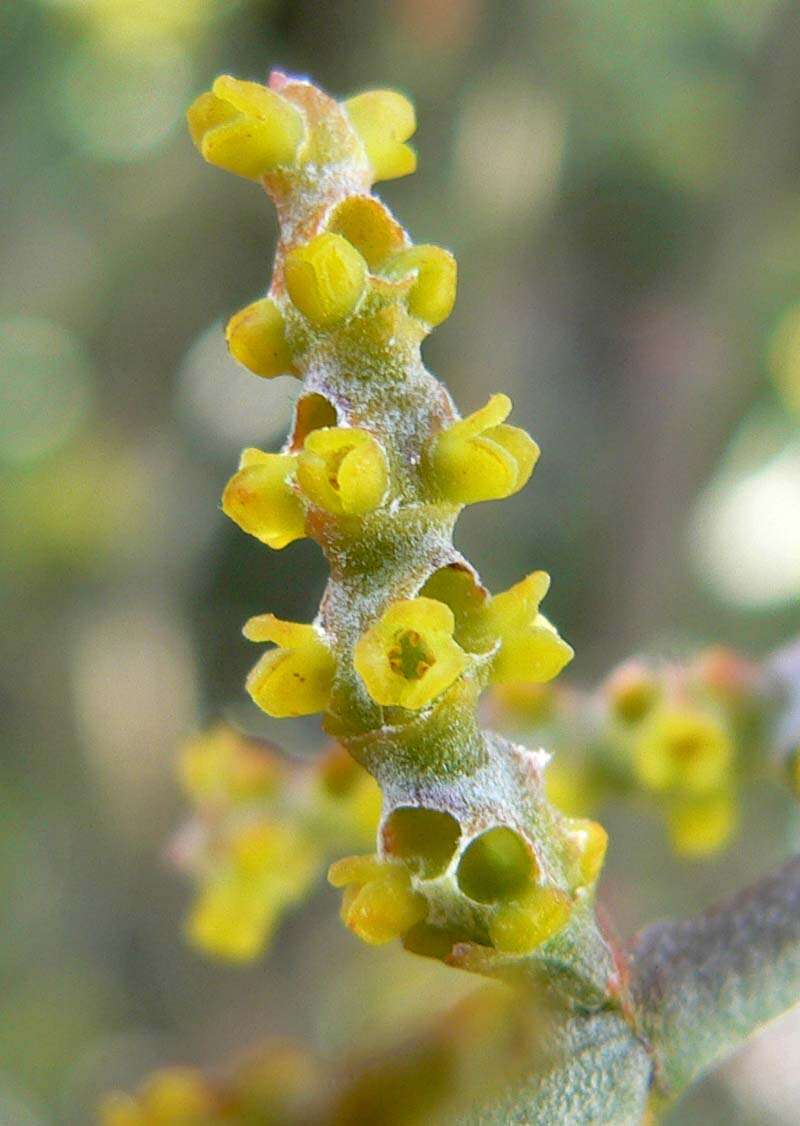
[{"x1": 629, "y1": 854, "x2": 800, "y2": 1102}]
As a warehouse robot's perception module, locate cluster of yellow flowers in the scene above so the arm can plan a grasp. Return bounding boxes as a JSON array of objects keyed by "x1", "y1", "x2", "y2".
[
  {"x1": 176, "y1": 726, "x2": 379, "y2": 960},
  {"x1": 182, "y1": 70, "x2": 613, "y2": 980},
  {"x1": 493, "y1": 648, "x2": 768, "y2": 857}
]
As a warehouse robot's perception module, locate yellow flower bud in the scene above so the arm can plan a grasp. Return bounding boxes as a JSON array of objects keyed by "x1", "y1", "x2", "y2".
[
  {"x1": 667, "y1": 792, "x2": 736, "y2": 857},
  {"x1": 344, "y1": 89, "x2": 417, "y2": 182},
  {"x1": 489, "y1": 885, "x2": 572, "y2": 954},
  {"x1": 222, "y1": 448, "x2": 306, "y2": 550},
  {"x1": 284, "y1": 233, "x2": 367, "y2": 328},
  {"x1": 564, "y1": 818, "x2": 608, "y2": 889},
  {"x1": 187, "y1": 75, "x2": 304, "y2": 180},
  {"x1": 327, "y1": 196, "x2": 407, "y2": 269},
  {"x1": 483, "y1": 571, "x2": 574, "y2": 685},
  {"x1": 383, "y1": 244, "x2": 457, "y2": 326},
  {"x1": 353, "y1": 597, "x2": 468, "y2": 709},
  {"x1": 633, "y1": 709, "x2": 733, "y2": 795},
  {"x1": 429, "y1": 393, "x2": 539, "y2": 505},
  {"x1": 244, "y1": 613, "x2": 336, "y2": 718},
  {"x1": 226, "y1": 297, "x2": 294, "y2": 379},
  {"x1": 328, "y1": 854, "x2": 427, "y2": 945},
  {"x1": 296, "y1": 426, "x2": 388, "y2": 515}
]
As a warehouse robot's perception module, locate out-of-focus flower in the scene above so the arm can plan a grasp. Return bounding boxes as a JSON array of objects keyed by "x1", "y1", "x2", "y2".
[
  {"x1": 633, "y1": 708, "x2": 733, "y2": 795},
  {"x1": 100, "y1": 1066, "x2": 214, "y2": 1125}
]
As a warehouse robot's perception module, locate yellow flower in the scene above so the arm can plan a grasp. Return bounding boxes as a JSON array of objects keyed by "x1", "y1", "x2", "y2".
[
  {"x1": 327, "y1": 196, "x2": 406, "y2": 269},
  {"x1": 180, "y1": 724, "x2": 281, "y2": 806},
  {"x1": 343, "y1": 89, "x2": 417, "y2": 182},
  {"x1": 187, "y1": 824, "x2": 317, "y2": 961},
  {"x1": 667, "y1": 792, "x2": 737, "y2": 857},
  {"x1": 353, "y1": 597, "x2": 468, "y2": 709},
  {"x1": 244, "y1": 613, "x2": 336, "y2": 718},
  {"x1": 605, "y1": 660, "x2": 659, "y2": 724},
  {"x1": 328, "y1": 854, "x2": 427, "y2": 945},
  {"x1": 383, "y1": 244, "x2": 457, "y2": 326},
  {"x1": 101, "y1": 1068, "x2": 212, "y2": 1125},
  {"x1": 187, "y1": 75, "x2": 305, "y2": 180},
  {"x1": 489, "y1": 885, "x2": 572, "y2": 955},
  {"x1": 226, "y1": 297, "x2": 295, "y2": 379},
  {"x1": 634, "y1": 709, "x2": 733, "y2": 795},
  {"x1": 429, "y1": 394, "x2": 539, "y2": 505},
  {"x1": 296, "y1": 426, "x2": 388, "y2": 515},
  {"x1": 483, "y1": 571, "x2": 574, "y2": 685},
  {"x1": 221, "y1": 448, "x2": 306, "y2": 550},
  {"x1": 284, "y1": 233, "x2": 367, "y2": 328}
]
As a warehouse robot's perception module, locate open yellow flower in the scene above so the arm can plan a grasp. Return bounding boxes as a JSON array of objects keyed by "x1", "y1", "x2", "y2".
[
  {"x1": 353, "y1": 597, "x2": 468, "y2": 709},
  {"x1": 244, "y1": 613, "x2": 336, "y2": 717},
  {"x1": 297, "y1": 426, "x2": 388, "y2": 515},
  {"x1": 285, "y1": 233, "x2": 367, "y2": 328},
  {"x1": 483, "y1": 571, "x2": 574, "y2": 685},
  {"x1": 187, "y1": 75, "x2": 305, "y2": 180},
  {"x1": 633, "y1": 708, "x2": 733, "y2": 795},
  {"x1": 328, "y1": 854, "x2": 427, "y2": 945},
  {"x1": 429, "y1": 394, "x2": 539, "y2": 505},
  {"x1": 222, "y1": 448, "x2": 305, "y2": 550},
  {"x1": 343, "y1": 89, "x2": 417, "y2": 182}
]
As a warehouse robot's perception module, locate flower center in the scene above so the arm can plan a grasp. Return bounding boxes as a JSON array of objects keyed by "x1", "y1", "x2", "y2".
[
  {"x1": 388, "y1": 629, "x2": 435, "y2": 681},
  {"x1": 326, "y1": 445, "x2": 353, "y2": 492},
  {"x1": 670, "y1": 734, "x2": 705, "y2": 762}
]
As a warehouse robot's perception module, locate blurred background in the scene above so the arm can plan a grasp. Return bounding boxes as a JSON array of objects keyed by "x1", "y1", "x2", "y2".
[{"x1": 3, "y1": 1, "x2": 800, "y2": 1122}]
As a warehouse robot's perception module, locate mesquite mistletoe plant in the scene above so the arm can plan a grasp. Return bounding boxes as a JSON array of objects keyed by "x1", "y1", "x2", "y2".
[{"x1": 103, "y1": 73, "x2": 800, "y2": 1125}]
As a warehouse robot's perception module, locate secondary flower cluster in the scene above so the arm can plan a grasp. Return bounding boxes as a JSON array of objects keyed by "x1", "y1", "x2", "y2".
[
  {"x1": 174, "y1": 726, "x2": 379, "y2": 960},
  {"x1": 492, "y1": 647, "x2": 777, "y2": 856}
]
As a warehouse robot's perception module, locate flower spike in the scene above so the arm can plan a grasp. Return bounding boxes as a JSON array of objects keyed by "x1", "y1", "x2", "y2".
[{"x1": 184, "y1": 71, "x2": 607, "y2": 1003}]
